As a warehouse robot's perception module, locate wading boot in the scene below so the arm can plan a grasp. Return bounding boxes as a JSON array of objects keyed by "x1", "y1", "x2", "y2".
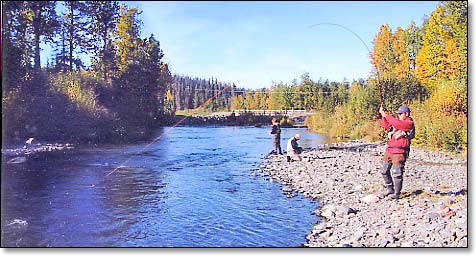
[
  {"x1": 379, "y1": 161, "x2": 394, "y2": 198},
  {"x1": 379, "y1": 186, "x2": 394, "y2": 198},
  {"x1": 391, "y1": 166, "x2": 404, "y2": 200}
]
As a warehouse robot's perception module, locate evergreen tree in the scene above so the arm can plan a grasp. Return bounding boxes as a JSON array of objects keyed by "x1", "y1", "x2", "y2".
[
  {"x1": 2, "y1": 1, "x2": 31, "y2": 92},
  {"x1": 61, "y1": 1, "x2": 91, "y2": 71},
  {"x1": 85, "y1": 1, "x2": 120, "y2": 81},
  {"x1": 53, "y1": 16, "x2": 69, "y2": 72},
  {"x1": 25, "y1": 1, "x2": 59, "y2": 72}
]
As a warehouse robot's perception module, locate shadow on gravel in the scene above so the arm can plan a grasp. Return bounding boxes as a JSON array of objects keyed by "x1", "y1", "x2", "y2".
[
  {"x1": 403, "y1": 188, "x2": 467, "y2": 199},
  {"x1": 432, "y1": 189, "x2": 467, "y2": 196},
  {"x1": 326, "y1": 143, "x2": 378, "y2": 152},
  {"x1": 412, "y1": 160, "x2": 467, "y2": 166},
  {"x1": 315, "y1": 156, "x2": 337, "y2": 159},
  {"x1": 406, "y1": 189, "x2": 425, "y2": 197}
]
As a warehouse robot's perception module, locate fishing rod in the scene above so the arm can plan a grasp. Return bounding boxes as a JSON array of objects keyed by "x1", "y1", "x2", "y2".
[{"x1": 309, "y1": 22, "x2": 385, "y2": 109}]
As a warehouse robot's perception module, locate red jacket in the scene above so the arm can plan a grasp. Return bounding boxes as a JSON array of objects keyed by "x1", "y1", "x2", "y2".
[{"x1": 381, "y1": 115, "x2": 414, "y2": 154}]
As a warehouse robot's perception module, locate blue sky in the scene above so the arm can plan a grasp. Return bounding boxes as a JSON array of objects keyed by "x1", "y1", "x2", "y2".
[
  {"x1": 42, "y1": 1, "x2": 440, "y2": 89},
  {"x1": 122, "y1": 1, "x2": 439, "y2": 89}
]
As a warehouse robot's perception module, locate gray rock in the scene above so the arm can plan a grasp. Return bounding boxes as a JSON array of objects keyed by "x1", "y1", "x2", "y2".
[
  {"x1": 335, "y1": 206, "x2": 358, "y2": 216},
  {"x1": 423, "y1": 223, "x2": 439, "y2": 232},
  {"x1": 425, "y1": 211, "x2": 439, "y2": 221},
  {"x1": 454, "y1": 217, "x2": 466, "y2": 227},
  {"x1": 321, "y1": 209, "x2": 335, "y2": 219},
  {"x1": 361, "y1": 194, "x2": 379, "y2": 204}
]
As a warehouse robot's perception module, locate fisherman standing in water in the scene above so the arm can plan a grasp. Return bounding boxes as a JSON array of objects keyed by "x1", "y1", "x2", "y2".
[
  {"x1": 378, "y1": 105, "x2": 415, "y2": 199},
  {"x1": 269, "y1": 118, "x2": 282, "y2": 155}
]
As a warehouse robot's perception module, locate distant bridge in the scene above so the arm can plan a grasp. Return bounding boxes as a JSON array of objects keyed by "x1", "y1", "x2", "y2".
[
  {"x1": 204, "y1": 109, "x2": 315, "y2": 118},
  {"x1": 181, "y1": 109, "x2": 314, "y2": 127}
]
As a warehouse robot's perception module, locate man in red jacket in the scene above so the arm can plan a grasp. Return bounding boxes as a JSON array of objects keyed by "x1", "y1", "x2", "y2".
[{"x1": 378, "y1": 104, "x2": 415, "y2": 199}]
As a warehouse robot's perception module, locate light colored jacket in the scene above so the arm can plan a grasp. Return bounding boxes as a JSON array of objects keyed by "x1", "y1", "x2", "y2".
[{"x1": 286, "y1": 137, "x2": 298, "y2": 156}]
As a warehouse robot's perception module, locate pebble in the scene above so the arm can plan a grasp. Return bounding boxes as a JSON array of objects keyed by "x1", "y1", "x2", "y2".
[{"x1": 258, "y1": 140, "x2": 467, "y2": 247}]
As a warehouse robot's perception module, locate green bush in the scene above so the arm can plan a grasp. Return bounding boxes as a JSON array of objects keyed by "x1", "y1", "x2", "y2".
[
  {"x1": 305, "y1": 110, "x2": 332, "y2": 134},
  {"x1": 48, "y1": 71, "x2": 108, "y2": 118}
]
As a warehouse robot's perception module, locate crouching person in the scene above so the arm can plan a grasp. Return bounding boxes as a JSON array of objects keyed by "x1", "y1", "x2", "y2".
[{"x1": 286, "y1": 134, "x2": 303, "y2": 162}]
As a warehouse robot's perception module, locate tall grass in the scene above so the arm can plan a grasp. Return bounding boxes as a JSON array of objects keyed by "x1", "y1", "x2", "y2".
[
  {"x1": 305, "y1": 110, "x2": 332, "y2": 135},
  {"x1": 410, "y1": 102, "x2": 467, "y2": 152}
]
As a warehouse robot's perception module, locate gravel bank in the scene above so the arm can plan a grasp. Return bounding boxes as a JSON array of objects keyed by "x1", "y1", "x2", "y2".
[
  {"x1": 254, "y1": 140, "x2": 467, "y2": 247},
  {"x1": 2, "y1": 143, "x2": 74, "y2": 164}
]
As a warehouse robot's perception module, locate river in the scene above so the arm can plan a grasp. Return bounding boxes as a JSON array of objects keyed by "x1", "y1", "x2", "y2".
[{"x1": 1, "y1": 126, "x2": 326, "y2": 247}]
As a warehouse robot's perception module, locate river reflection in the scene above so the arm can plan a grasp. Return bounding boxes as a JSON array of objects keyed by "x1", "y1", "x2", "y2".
[{"x1": 1, "y1": 126, "x2": 325, "y2": 247}]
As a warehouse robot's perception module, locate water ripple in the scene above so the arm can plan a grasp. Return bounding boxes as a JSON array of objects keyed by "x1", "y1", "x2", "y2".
[{"x1": 1, "y1": 126, "x2": 323, "y2": 247}]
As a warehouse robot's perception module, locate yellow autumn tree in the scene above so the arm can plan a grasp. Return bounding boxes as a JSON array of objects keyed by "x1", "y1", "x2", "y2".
[
  {"x1": 164, "y1": 89, "x2": 175, "y2": 115},
  {"x1": 113, "y1": 5, "x2": 142, "y2": 73},
  {"x1": 393, "y1": 27, "x2": 412, "y2": 80},
  {"x1": 443, "y1": 39, "x2": 463, "y2": 82},
  {"x1": 370, "y1": 24, "x2": 396, "y2": 77},
  {"x1": 426, "y1": 81, "x2": 466, "y2": 114},
  {"x1": 416, "y1": 2, "x2": 467, "y2": 115},
  {"x1": 231, "y1": 95, "x2": 245, "y2": 110},
  {"x1": 415, "y1": 5, "x2": 448, "y2": 91},
  {"x1": 415, "y1": 45, "x2": 438, "y2": 91}
]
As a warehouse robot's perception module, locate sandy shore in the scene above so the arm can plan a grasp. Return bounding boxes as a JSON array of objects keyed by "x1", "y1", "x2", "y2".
[{"x1": 255, "y1": 140, "x2": 467, "y2": 247}]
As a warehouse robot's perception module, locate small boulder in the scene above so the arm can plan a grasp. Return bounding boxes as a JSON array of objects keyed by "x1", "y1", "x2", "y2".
[
  {"x1": 361, "y1": 194, "x2": 380, "y2": 204},
  {"x1": 321, "y1": 209, "x2": 335, "y2": 219}
]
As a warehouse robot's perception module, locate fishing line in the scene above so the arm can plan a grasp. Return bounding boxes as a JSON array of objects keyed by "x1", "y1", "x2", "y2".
[
  {"x1": 96, "y1": 23, "x2": 380, "y2": 185},
  {"x1": 92, "y1": 85, "x2": 229, "y2": 185},
  {"x1": 309, "y1": 22, "x2": 371, "y2": 53},
  {"x1": 309, "y1": 22, "x2": 384, "y2": 106}
]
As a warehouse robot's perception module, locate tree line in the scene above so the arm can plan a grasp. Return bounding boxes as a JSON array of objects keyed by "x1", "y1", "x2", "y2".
[
  {"x1": 230, "y1": 73, "x2": 351, "y2": 113},
  {"x1": 171, "y1": 75, "x2": 242, "y2": 112},
  {"x1": 2, "y1": 1, "x2": 467, "y2": 152}
]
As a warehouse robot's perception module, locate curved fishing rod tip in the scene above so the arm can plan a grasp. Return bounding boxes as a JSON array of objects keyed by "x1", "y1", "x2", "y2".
[
  {"x1": 308, "y1": 22, "x2": 334, "y2": 28},
  {"x1": 308, "y1": 23, "x2": 322, "y2": 28}
]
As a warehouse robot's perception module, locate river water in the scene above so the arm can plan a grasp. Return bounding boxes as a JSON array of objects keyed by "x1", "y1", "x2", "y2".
[{"x1": 1, "y1": 126, "x2": 326, "y2": 247}]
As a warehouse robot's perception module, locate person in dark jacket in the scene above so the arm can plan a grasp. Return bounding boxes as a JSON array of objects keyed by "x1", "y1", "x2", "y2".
[
  {"x1": 286, "y1": 134, "x2": 302, "y2": 162},
  {"x1": 269, "y1": 118, "x2": 282, "y2": 154},
  {"x1": 378, "y1": 104, "x2": 415, "y2": 199}
]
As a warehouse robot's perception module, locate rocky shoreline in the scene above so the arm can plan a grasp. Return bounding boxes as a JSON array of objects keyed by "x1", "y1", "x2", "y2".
[
  {"x1": 254, "y1": 140, "x2": 467, "y2": 247},
  {"x1": 2, "y1": 142, "x2": 74, "y2": 164}
]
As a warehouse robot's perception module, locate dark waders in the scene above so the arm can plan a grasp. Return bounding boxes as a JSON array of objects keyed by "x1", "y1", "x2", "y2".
[
  {"x1": 274, "y1": 135, "x2": 282, "y2": 154},
  {"x1": 380, "y1": 152, "x2": 407, "y2": 199}
]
